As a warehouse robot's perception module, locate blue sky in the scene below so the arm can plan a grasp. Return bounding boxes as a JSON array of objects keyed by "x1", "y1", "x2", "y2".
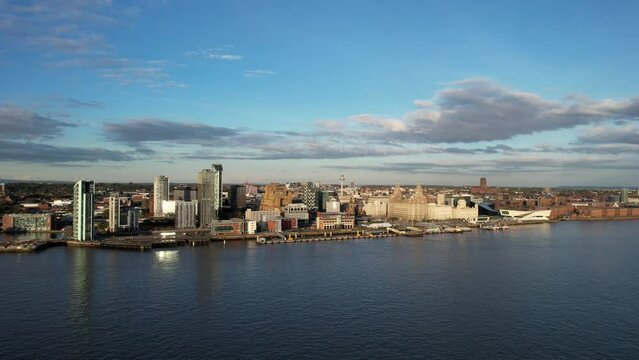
[{"x1": 1, "y1": 0, "x2": 639, "y2": 186}]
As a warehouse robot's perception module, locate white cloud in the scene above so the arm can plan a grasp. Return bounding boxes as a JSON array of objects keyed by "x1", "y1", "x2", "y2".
[
  {"x1": 243, "y1": 69, "x2": 275, "y2": 77},
  {"x1": 185, "y1": 48, "x2": 243, "y2": 61}
]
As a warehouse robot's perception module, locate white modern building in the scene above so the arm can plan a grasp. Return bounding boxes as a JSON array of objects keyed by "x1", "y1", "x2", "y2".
[
  {"x1": 161, "y1": 200, "x2": 176, "y2": 215},
  {"x1": 73, "y1": 180, "x2": 95, "y2": 241},
  {"x1": 153, "y1": 175, "x2": 169, "y2": 217},
  {"x1": 108, "y1": 197, "x2": 121, "y2": 233},
  {"x1": 499, "y1": 209, "x2": 552, "y2": 221}
]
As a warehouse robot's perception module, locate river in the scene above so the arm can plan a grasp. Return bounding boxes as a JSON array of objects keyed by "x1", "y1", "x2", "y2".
[{"x1": 1, "y1": 220, "x2": 638, "y2": 359}]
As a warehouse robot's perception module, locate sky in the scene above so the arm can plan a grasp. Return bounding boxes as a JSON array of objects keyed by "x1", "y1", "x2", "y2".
[{"x1": 1, "y1": 0, "x2": 639, "y2": 186}]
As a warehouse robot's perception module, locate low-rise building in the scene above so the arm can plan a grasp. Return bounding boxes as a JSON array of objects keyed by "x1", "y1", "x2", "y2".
[
  {"x1": 245, "y1": 209, "x2": 280, "y2": 222},
  {"x1": 2, "y1": 214, "x2": 52, "y2": 232},
  {"x1": 283, "y1": 203, "x2": 309, "y2": 222},
  {"x1": 316, "y1": 213, "x2": 355, "y2": 230},
  {"x1": 281, "y1": 217, "x2": 298, "y2": 231},
  {"x1": 265, "y1": 218, "x2": 282, "y2": 232},
  {"x1": 212, "y1": 218, "x2": 245, "y2": 235},
  {"x1": 244, "y1": 220, "x2": 257, "y2": 234}
]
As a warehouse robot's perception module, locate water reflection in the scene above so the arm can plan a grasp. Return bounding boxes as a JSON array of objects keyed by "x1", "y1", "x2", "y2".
[
  {"x1": 154, "y1": 249, "x2": 179, "y2": 264},
  {"x1": 150, "y1": 250, "x2": 180, "y2": 288},
  {"x1": 194, "y1": 244, "x2": 224, "y2": 308},
  {"x1": 69, "y1": 248, "x2": 94, "y2": 341},
  {"x1": 0, "y1": 232, "x2": 61, "y2": 242}
]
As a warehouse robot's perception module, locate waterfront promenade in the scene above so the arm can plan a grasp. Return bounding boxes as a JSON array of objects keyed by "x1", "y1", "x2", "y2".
[{"x1": 0, "y1": 219, "x2": 548, "y2": 253}]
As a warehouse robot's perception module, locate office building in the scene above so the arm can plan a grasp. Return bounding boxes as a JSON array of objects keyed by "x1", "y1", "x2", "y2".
[
  {"x1": 621, "y1": 188, "x2": 629, "y2": 204},
  {"x1": 161, "y1": 200, "x2": 176, "y2": 215},
  {"x1": 245, "y1": 220, "x2": 257, "y2": 234},
  {"x1": 283, "y1": 203, "x2": 310, "y2": 222},
  {"x1": 229, "y1": 185, "x2": 247, "y2": 209},
  {"x1": 316, "y1": 213, "x2": 355, "y2": 230},
  {"x1": 388, "y1": 184, "x2": 429, "y2": 221},
  {"x1": 2, "y1": 214, "x2": 52, "y2": 232},
  {"x1": 126, "y1": 208, "x2": 139, "y2": 231},
  {"x1": 362, "y1": 196, "x2": 390, "y2": 217},
  {"x1": 175, "y1": 201, "x2": 198, "y2": 229},
  {"x1": 245, "y1": 209, "x2": 280, "y2": 222},
  {"x1": 211, "y1": 218, "x2": 244, "y2": 235},
  {"x1": 153, "y1": 176, "x2": 169, "y2": 217},
  {"x1": 108, "y1": 197, "x2": 138, "y2": 232},
  {"x1": 264, "y1": 218, "x2": 282, "y2": 232},
  {"x1": 260, "y1": 183, "x2": 293, "y2": 210},
  {"x1": 198, "y1": 163, "x2": 223, "y2": 228},
  {"x1": 281, "y1": 217, "x2": 298, "y2": 230},
  {"x1": 73, "y1": 180, "x2": 95, "y2": 241},
  {"x1": 0, "y1": 183, "x2": 6, "y2": 197},
  {"x1": 301, "y1": 182, "x2": 318, "y2": 209},
  {"x1": 316, "y1": 190, "x2": 335, "y2": 212},
  {"x1": 174, "y1": 186, "x2": 197, "y2": 201}
]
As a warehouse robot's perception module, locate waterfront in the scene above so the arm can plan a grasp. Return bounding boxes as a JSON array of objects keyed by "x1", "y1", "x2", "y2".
[{"x1": 1, "y1": 221, "x2": 639, "y2": 359}]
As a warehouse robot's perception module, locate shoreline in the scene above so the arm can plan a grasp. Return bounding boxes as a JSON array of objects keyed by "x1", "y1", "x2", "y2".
[
  {"x1": 3, "y1": 217, "x2": 639, "y2": 253},
  {"x1": 564, "y1": 216, "x2": 639, "y2": 222}
]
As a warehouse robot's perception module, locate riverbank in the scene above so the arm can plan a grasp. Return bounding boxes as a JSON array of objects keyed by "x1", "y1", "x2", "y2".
[{"x1": 3, "y1": 218, "x2": 638, "y2": 253}]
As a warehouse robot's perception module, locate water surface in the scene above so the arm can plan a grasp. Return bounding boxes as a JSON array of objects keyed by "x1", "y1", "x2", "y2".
[{"x1": 1, "y1": 221, "x2": 638, "y2": 359}]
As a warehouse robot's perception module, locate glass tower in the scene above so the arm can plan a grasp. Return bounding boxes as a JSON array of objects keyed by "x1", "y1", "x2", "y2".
[{"x1": 73, "y1": 180, "x2": 95, "y2": 241}]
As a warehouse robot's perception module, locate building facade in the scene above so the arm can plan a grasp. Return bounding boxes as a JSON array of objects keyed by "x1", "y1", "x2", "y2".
[
  {"x1": 229, "y1": 185, "x2": 247, "y2": 209},
  {"x1": 197, "y1": 163, "x2": 223, "y2": 228},
  {"x1": 175, "y1": 201, "x2": 198, "y2": 229},
  {"x1": 212, "y1": 218, "x2": 244, "y2": 235},
  {"x1": 259, "y1": 184, "x2": 293, "y2": 210},
  {"x1": 325, "y1": 197, "x2": 341, "y2": 213},
  {"x1": 470, "y1": 177, "x2": 498, "y2": 195},
  {"x1": 245, "y1": 209, "x2": 280, "y2": 222},
  {"x1": 283, "y1": 203, "x2": 309, "y2": 222},
  {"x1": 316, "y1": 213, "x2": 355, "y2": 230},
  {"x1": 173, "y1": 187, "x2": 197, "y2": 202},
  {"x1": 388, "y1": 184, "x2": 429, "y2": 221},
  {"x1": 108, "y1": 197, "x2": 121, "y2": 233},
  {"x1": 73, "y1": 180, "x2": 95, "y2": 241},
  {"x1": 316, "y1": 190, "x2": 335, "y2": 212},
  {"x1": 153, "y1": 176, "x2": 169, "y2": 217},
  {"x1": 363, "y1": 196, "x2": 389, "y2": 217},
  {"x1": 301, "y1": 182, "x2": 318, "y2": 210},
  {"x1": 2, "y1": 214, "x2": 52, "y2": 232}
]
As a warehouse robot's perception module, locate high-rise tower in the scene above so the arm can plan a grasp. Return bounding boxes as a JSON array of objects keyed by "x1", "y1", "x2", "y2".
[
  {"x1": 108, "y1": 197, "x2": 120, "y2": 233},
  {"x1": 153, "y1": 176, "x2": 169, "y2": 217},
  {"x1": 73, "y1": 180, "x2": 95, "y2": 241},
  {"x1": 302, "y1": 182, "x2": 318, "y2": 210},
  {"x1": 197, "y1": 163, "x2": 223, "y2": 228}
]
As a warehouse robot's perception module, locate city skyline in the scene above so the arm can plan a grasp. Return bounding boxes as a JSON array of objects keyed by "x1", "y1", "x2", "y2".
[{"x1": 1, "y1": 1, "x2": 639, "y2": 186}]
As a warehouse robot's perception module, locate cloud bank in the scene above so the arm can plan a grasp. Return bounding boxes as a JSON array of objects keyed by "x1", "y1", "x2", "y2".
[{"x1": 330, "y1": 78, "x2": 639, "y2": 143}]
